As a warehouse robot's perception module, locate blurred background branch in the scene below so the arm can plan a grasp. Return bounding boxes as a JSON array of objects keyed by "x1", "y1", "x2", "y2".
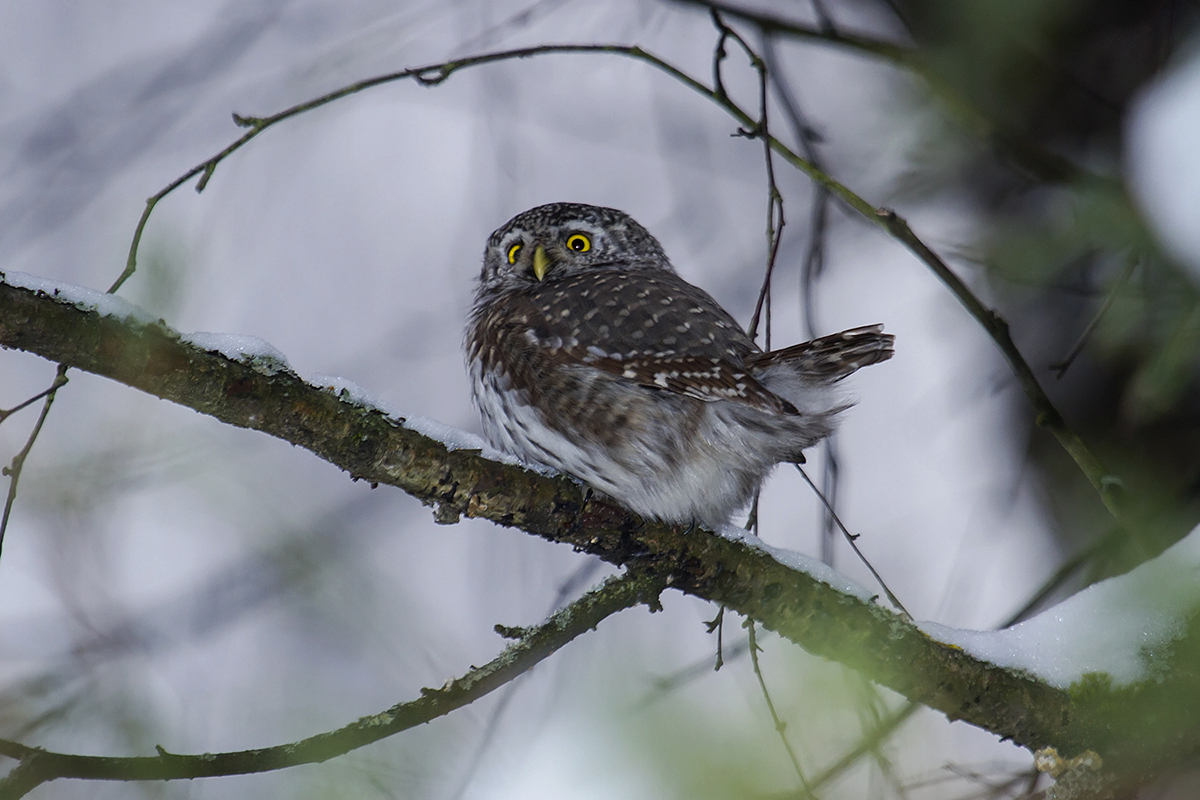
[{"x1": 0, "y1": 569, "x2": 667, "y2": 798}]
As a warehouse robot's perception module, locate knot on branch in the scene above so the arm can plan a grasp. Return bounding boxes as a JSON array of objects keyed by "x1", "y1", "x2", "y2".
[
  {"x1": 231, "y1": 113, "x2": 266, "y2": 130},
  {"x1": 494, "y1": 623, "x2": 532, "y2": 640},
  {"x1": 414, "y1": 65, "x2": 453, "y2": 86}
]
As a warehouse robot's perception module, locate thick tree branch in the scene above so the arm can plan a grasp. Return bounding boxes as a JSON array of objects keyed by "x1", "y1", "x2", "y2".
[
  {"x1": 5, "y1": 274, "x2": 1196, "y2": 788},
  {"x1": 0, "y1": 569, "x2": 667, "y2": 797}
]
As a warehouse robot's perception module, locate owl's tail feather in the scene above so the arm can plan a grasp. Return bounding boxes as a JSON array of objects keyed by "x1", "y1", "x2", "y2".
[{"x1": 747, "y1": 324, "x2": 894, "y2": 381}]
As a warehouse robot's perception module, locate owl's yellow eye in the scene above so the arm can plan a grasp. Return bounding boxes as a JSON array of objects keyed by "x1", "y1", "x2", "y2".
[
  {"x1": 566, "y1": 234, "x2": 591, "y2": 253},
  {"x1": 506, "y1": 243, "x2": 523, "y2": 265}
]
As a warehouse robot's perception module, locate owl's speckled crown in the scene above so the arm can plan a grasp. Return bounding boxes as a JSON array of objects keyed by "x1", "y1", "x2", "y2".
[{"x1": 486, "y1": 203, "x2": 670, "y2": 268}]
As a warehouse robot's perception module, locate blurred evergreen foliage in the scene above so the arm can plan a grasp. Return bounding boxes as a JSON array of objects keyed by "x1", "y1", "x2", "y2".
[{"x1": 891, "y1": 0, "x2": 1200, "y2": 595}]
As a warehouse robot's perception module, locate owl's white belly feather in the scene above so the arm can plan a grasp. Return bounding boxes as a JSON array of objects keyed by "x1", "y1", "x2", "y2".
[{"x1": 470, "y1": 362, "x2": 773, "y2": 528}]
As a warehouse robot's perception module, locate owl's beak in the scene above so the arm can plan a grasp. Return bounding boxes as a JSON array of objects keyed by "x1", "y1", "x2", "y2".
[{"x1": 532, "y1": 245, "x2": 551, "y2": 281}]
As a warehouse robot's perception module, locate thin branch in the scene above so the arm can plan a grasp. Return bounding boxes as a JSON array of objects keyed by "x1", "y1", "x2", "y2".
[
  {"x1": 760, "y1": 702, "x2": 920, "y2": 799},
  {"x1": 746, "y1": 619, "x2": 815, "y2": 799},
  {"x1": 851, "y1": 679, "x2": 911, "y2": 800},
  {"x1": 0, "y1": 378, "x2": 63, "y2": 424},
  {"x1": 748, "y1": 112, "x2": 785, "y2": 349},
  {"x1": 869, "y1": 210, "x2": 1127, "y2": 523},
  {"x1": 711, "y1": 13, "x2": 731, "y2": 101},
  {"x1": 760, "y1": 35, "x2": 828, "y2": 339},
  {"x1": 746, "y1": 492, "x2": 761, "y2": 535},
  {"x1": 797, "y1": 466, "x2": 909, "y2": 617},
  {"x1": 670, "y1": 0, "x2": 1085, "y2": 184},
  {"x1": 817, "y1": 447, "x2": 840, "y2": 568},
  {"x1": 705, "y1": 605, "x2": 727, "y2": 670},
  {"x1": 0, "y1": 569, "x2": 666, "y2": 798},
  {"x1": 0, "y1": 366, "x2": 67, "y2": 557},
  {"x1": 671, "y1": 0, "x2": 912, "y2": 63},
  {"x1": 118, "y1": 44, "x2": 721, "y2": 291},
  {"x1": 708, "y1": 12, "x2": 784, "y2": 347},
  {"x1": 450, "y1": 556, "x2": 604, "y2": 800}
]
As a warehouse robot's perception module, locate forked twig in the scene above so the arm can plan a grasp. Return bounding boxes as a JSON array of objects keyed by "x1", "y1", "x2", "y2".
[
  {"x1": 0, "y1": 366, "x2": 68, "y2": 557},
  {"x1": 709, "y1": 12, "x2": 786, "y2": 348}
]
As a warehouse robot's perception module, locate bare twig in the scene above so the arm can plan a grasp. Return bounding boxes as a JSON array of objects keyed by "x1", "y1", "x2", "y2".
[
  {"x1": 672, "y1": 0, "x2": 912, "y2": 62},
  {"x1": 759, "y1": 702, "x2": 920, "y2": 799},
  {"x1": 705, "y1": 605, "x2": 726, "y2": 670},
  {"x1": 707, "y1": 13, "x2": 785, "y2": 347},
  {"x1": 869, "y1": 209, "x2": 1126, "y2": 522},
  {"x1": 760, "y1": 35, "x2": 828, "y2": 339},
  {"x1": 746, "y1": 619, "x2": 816, "y2": 799},
  {"x1": 118, "y1": 43, "x2": 731, "y2": 293},
  {"x1": 671, "y1": 0, "x2": 1084, "y2": 183},
  {"x1": 851, "y1": 679, "x2": 911, "y2": 799},
  {"x1": 0, "y1": 377, "x2": 64, "y2": 424},
  {"x1": 797, "y1": 465, "x2": 909, "y2": 617},
  {"x1": 0, "y1": 366, "x2": 68, "y2": 557},
  {"x1": 746, "y1": 492, "x2": 761, "y2": 535}
]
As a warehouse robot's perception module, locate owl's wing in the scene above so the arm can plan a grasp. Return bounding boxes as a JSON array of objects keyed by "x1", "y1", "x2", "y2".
[
  {"x1": 571, "y1": 350, "x2": 798, "y2": 415},
  {"x1": 515, "y1": 268, "x2": 798, "y2": 415}
]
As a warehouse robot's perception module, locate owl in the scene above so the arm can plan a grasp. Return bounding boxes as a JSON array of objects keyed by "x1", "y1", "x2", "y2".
[{"x1": 465, "y1": 203, "x2": 892, "y2": 529}]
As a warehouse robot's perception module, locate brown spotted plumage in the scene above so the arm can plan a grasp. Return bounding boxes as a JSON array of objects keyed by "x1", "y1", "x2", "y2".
[{"x1": 466, "y1": 203, "x2": 892, "y2": 528}]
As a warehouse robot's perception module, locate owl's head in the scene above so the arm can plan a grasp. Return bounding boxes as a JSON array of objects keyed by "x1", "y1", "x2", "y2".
[{"x1": 479, "y1": 203, "x2": 673, "y2": 291}]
